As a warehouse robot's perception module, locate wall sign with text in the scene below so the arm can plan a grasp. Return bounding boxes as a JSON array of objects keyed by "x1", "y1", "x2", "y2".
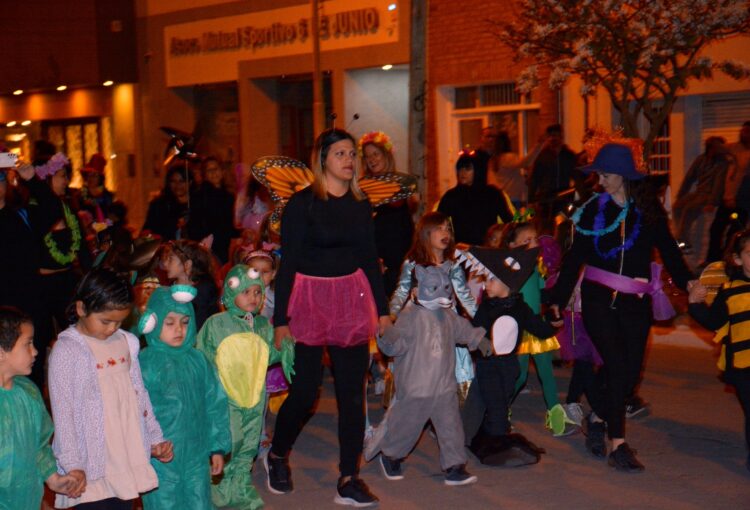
[{"x1": 164, "y1": 0, "x2": 399, "y2": 87}]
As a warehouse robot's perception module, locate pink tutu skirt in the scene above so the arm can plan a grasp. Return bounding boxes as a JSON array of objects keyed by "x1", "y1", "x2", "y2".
[{"x1": 288, "y1": 269, "x2": 378, "y2": 348}]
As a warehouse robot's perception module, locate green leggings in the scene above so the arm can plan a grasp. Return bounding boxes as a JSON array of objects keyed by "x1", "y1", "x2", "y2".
[{"x1": 514, "y1": 352, "x2": 559, "y2": 410}]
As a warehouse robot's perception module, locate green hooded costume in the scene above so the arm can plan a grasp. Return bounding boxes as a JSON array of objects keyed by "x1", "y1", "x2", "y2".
[
  {"x1": 0, "y1": 376, "x2": 57, "y2": 510},
  {"x1": 196, "y1": 265, "x2": 294, "y2": 510},
  {"x1": 139, "y1": 285, "x2": 231, "y2": 510}
]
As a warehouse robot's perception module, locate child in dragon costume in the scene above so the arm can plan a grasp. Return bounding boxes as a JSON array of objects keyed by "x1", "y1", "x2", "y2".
[
  {"x1": 365, "y1": 262, "x2": 492, "y2": 486},
  {"x1": 139, "y1": 285, "x2": 231, "y2": 510},
  {"x1": 197, "y1": 265, "x2": 294, "y2": 510},
  {"x1": 459, "y1": 246, "x2": 557, "y2": 467}
]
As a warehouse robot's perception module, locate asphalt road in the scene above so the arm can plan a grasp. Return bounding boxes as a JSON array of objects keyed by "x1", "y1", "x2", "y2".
[
  {"x1": 41, "y1": 318, "x2": 749, "y2": 509},
  {"x1": 253, "y1": 321, "x2": 749, "y2": 510}
]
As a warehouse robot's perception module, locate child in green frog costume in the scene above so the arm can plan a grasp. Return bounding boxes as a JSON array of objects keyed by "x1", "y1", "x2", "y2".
[
  {"x1": 139, "y1": 285, "x2": 231, "y2": 510},
  {"x1": 197, "y1": 265, "x2": 295, "y2": 510}
]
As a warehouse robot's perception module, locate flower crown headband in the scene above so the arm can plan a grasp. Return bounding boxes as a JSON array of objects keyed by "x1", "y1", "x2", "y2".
[
  {"x1": 34, "y1": 152, "x2": 69, "y2": 179},
  {"x1": 357, "y1": 131, "x2": 394, "y2": 157}
]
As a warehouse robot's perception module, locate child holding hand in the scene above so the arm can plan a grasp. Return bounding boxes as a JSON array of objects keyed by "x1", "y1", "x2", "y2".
[
  {"x1": 689, "y1": 230, "x2": 750, "y2": 473},
  {"x1": 49, "y1": 268, "x2": 173, "y2": 509},
  {"x1": 139, "y1": 285, "x2": 232, "y2": 509},
  {"x1": 197, "y1": 265, "x2": 294, "y2": 510},
  {"x1": 365, "y1": 262, "x2": 492, "y2": 486},
  {"x1": 0, "y1": 306, "x2": 84, "y2": 509}
]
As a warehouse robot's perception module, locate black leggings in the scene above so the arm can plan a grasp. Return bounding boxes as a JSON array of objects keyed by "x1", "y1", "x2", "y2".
[
  {"x1": 566, "y1": 359, "x2": 597, "y2": 405},
  {"x1": 75, "y1": 498, "x2": 133, "y2": 510},
  {"x1": 583, "y1": 300, "x2": 651, "y2": 439},
  {"x1": 271, "y1": 342, "x2": 369, "y2": 477}
]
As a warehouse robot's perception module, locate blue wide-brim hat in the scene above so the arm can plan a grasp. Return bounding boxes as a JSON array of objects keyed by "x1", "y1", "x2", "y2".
[{"x1": 580, "y1": 143, "x2": 645, "y2": 180}]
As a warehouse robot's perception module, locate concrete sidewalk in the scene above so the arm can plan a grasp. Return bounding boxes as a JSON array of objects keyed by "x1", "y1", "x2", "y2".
[{"x1": 254, "y1": 322, "x2": 748, "y2": 510}]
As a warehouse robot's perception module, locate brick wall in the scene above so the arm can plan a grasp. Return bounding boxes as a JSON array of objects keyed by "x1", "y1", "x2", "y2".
[{"x1": 425, "y1": 0, "x2": 559, "y2": 204}]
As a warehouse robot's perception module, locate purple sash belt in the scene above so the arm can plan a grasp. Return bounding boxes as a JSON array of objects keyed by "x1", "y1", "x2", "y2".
[{"x1": 583, "y1": 262, "x2": 676, "y2": 321}]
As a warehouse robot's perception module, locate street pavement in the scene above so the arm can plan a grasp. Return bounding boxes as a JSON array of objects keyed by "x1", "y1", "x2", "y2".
[
  {"x1": 41, "y1": 315, "x2": 748, "y2": 509},
  {"x1": 254, "y1": 316, "x2": 749, "y2": 510}
]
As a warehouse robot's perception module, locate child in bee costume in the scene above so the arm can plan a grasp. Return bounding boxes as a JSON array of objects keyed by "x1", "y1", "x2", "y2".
[
  {"x1": 197, "y1": 265, "x2": 295, "y2": 510},
  {"x1": 139, "y1": 285, "x2": 231, "y2": 510},
  {"x1": 364, "y1": 262, "x2": 492, "y2": 485}
]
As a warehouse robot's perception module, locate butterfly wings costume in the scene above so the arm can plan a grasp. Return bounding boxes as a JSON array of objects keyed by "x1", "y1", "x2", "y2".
[{"x1": 251, "y1": 155, "x2": 418, "y2": 233}]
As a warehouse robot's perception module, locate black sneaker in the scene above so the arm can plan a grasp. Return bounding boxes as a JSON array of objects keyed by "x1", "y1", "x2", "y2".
[
  {"x1": 380, "y1": 454, "x2": 404, "y2": 480},
  {"x1": 334, "y1": 477, "x2": 379, "y2": 507},
  {"x1": 583, "y1": 413, "x2": 607, "y2": 458},
  {"x1": 625, "y1": 397, "x2": 651, "y2": 419},
  {"x1": 263, "y1": 453, "x2": 293, "y2": 494},
  {"x1": 608, "y1": 443, "x2": 645, "y2": 472},
  {"x1": 444, "y1": 464, "x2": 478, "y2": 486}
]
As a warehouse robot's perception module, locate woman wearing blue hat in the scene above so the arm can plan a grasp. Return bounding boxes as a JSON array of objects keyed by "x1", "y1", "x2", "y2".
[{"x1": 549, "y1": 142, "x2": 695, "y2": 472}]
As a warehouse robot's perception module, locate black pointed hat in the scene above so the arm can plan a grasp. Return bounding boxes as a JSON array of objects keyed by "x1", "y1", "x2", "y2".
[{"x1": 456, "y1": 245, "x2": 539, "y2": 294}]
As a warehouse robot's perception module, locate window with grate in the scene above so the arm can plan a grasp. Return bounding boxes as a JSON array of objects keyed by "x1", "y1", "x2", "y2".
[
  {"x1": 455, "y1": 83, "x2": 527, "y2": 109},
  {"x1": 649, "y1": 113, "x2": 670, "y2": 174},
  {"x1": 482, "y1": 83, "x2": 522, "y2": 106}
]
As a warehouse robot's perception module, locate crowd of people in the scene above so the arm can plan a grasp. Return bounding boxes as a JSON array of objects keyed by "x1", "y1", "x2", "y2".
[{"x1": 1, "y1": 120, "x2": 749, "y2": 510}]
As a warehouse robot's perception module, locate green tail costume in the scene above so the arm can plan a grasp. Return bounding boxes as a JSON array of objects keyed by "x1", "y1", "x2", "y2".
[
  {"x1": 0, "y1": 376, "x2": 58, "y2": 510},
  {"x1": 197, "y1": 265, "x2": 294, "y2": 510},
  {"x1": 139, "y1": 285, "x2": 232, "y2": 510}
]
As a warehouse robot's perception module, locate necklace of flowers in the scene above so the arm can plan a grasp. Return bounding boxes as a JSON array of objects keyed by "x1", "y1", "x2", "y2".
[
  {"x1": 593, "y1": 205, "x2": 641, "y2": 260},
  {"x1": 572, "y1": 193, "x2": 628, "y2": 237},
  {"x1": 44, "y1": 203, "x2": 82, "y2": 265},
  {"x1": 572, "y1": 192, "x2": 641, "y2": 260}
]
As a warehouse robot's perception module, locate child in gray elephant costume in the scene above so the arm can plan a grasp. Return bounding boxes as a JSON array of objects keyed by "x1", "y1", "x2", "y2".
[{"x1": 364, "y1": 261, "x2": 492, "y2": 485}]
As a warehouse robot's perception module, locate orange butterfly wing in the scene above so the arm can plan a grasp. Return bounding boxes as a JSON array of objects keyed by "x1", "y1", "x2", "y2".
[
  {"x1": 251, "y1": 156, "x2": 314, "y2": 233},
  {"x1": 359, "y1": 172, "x2": 418, "y2": 207}
]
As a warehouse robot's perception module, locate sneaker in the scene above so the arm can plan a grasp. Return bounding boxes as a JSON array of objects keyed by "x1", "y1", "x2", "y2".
[
  {"x1": 444, "y1": 464, "x2": 478, "y2": 486},
  {"x1": 264, "y1": 453, "x2": 293, "y2": 494},
  {"x1": 608, "y1": 443, "x2": 645, "y2": 472},
  {"x1": 546, "y1": 403, "x2": 578, "y2": 437},
  {"x1": 564, "y1": 402, "x2": 584, "y2": 427},
  {"x1": 379, "y1": 454, "x2": 404, "y2": 480},
  {"x1": 583, "y1": 413, "x2": 607, "y2": 458},
  {"x1": 334, "y1": 477, "x2": 379, "y2": 507},
  {"x1": 625, "y1": 397, "x2": 651, "y2": 419}
]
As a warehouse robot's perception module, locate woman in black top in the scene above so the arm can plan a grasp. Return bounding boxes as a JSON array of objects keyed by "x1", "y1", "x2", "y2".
[
  {"x1": 187, "y1": 156, "x2": 238, "y2": 263},
  {"x1": 17, "y1": 152, "x2": 90, "y2": 388},
  {"x1": 549, "y1": 143, "x2": 694, "y2": 472},
  {"x1": 358, "y1": 131, "x2": 415, "y2": 297},
  {"x1": 266, "y1": 129, "x2": 389, "y2": 507},
  {"x1": 142, "y1": 165, "x2": 190, "y2": 241}
]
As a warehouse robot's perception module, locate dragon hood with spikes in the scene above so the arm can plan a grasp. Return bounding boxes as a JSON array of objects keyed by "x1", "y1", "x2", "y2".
[{"x1": 456, "y1": 246, "x2": 539, "y2": 294}]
